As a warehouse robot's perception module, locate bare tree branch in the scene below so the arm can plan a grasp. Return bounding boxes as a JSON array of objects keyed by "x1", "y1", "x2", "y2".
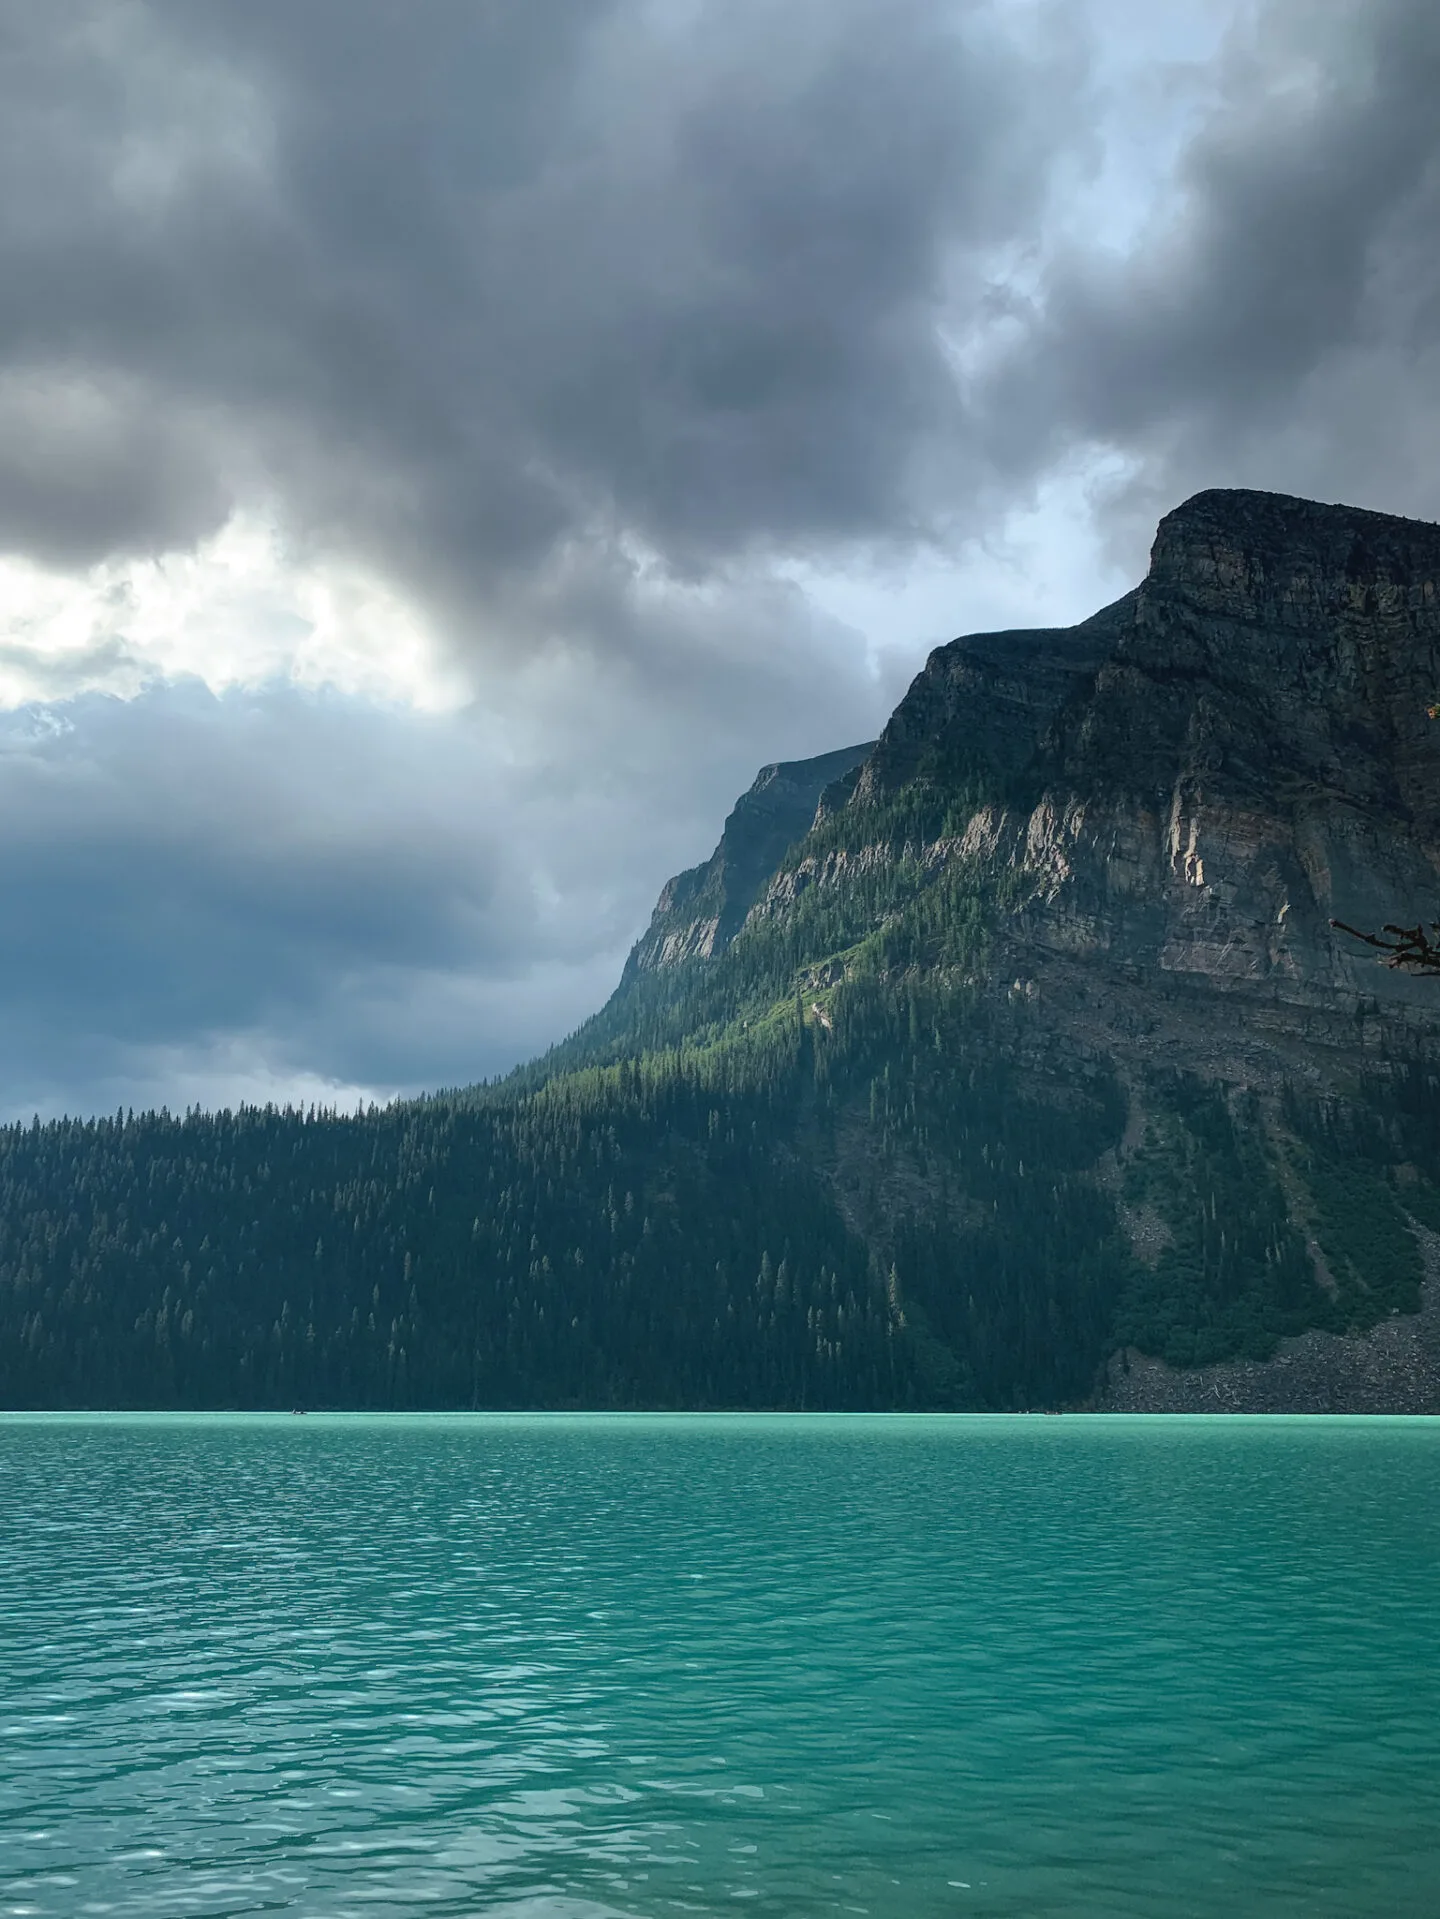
[{"x1": 1332, "y1": 919, "x2": 1440, "y2": 975}]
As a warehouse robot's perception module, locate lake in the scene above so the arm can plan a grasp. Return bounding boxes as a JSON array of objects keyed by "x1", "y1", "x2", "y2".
[{"x1": 2, "y1": 1413, "x2": 1438, "y2": 1916}]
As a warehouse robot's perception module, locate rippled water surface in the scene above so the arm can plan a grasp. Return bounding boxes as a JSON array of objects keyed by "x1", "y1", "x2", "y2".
[{"x1": 3, "y1": 1414, "x2": 1439, "y2": 1917}]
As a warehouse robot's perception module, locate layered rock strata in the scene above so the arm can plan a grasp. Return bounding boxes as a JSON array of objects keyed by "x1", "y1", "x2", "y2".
[{"x1": 734, "y1": 489, "x2": 1440, "y2": 1094}]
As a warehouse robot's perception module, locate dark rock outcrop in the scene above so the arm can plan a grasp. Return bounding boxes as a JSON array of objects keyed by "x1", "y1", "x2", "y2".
[
  {"x1": 627, "y1": 742, "x2": 874, "y2": 971},
  {"x1": 813, "y1": 488, "x2": 1440, "y2": 1090}
]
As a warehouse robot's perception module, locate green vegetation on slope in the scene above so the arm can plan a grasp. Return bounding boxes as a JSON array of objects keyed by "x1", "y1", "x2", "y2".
[
  {"x1": 0, "y1": 799, "x2": 1136, "y2": 1410},
  {"x1": 1117, "y1": 1083, "x2": 1330, "y2": 1366},
  {"x1": 0, "y1": 1070, "x2": 902, "y2": 1411},
  {"x1": 1115, "y1": 1075, "x2": 1436, "y2": 1369}
]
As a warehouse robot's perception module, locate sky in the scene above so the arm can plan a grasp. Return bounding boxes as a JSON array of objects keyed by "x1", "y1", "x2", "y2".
[{"x1": 2, "y1": 0, "x2": 1439, "y2": 1118}]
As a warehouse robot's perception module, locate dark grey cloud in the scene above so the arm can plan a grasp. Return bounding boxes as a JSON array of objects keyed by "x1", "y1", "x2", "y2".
[
  {"x1": 0, "y1": 373, "x2": 229, "y2": 567},
  {"x1": 0, "y1": 0, "x2": 1052, "y2": 1109},
  {"x1": 0, "y1": 686, "x2": 533, "y2": 1107},
  {"x1": 6, "y1": 1, "x2": 1439, "y2": 593},
  {"x1": 985, "y1": 0, "x2": 1440, "y2": 552},
  {"x1": 0, "y1": 598, "x2": 892, "y2": 1117},
  {"x1": 0, "y1": 0, "x2": 1085, "y2": 603}
]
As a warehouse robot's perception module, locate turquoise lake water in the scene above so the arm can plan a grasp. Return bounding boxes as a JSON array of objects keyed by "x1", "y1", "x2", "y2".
[{"x1": 2, "y1": 1414, "x2": 1438, "y2": 1918}]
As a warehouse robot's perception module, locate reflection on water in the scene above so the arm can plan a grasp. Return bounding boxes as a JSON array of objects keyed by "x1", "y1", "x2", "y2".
[{"x1": 2, "y1": 1413, "x2": 1438, "y2": 1917}]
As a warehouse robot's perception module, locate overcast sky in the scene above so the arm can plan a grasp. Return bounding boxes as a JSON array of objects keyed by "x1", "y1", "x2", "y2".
[{"x1": 2, "y1": 0, "x2": 1438, "y2": 1117}]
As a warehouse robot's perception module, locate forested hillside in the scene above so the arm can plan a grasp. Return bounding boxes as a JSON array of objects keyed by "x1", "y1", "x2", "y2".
[
  {"x1": 6, "y1": 486, "x2": 1440, "y2": 1411},
  {"x1": 0, "y1": 994, "x2": 1135, "y2": 1412}
]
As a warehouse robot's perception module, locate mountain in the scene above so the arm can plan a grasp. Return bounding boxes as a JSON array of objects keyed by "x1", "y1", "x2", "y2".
[
  {"x1": 627, "y1": 743, "x2": 874, "y2": 971},
  {"x1": 6, "y1": 487, "x2": 1440, "y2": 1411}
]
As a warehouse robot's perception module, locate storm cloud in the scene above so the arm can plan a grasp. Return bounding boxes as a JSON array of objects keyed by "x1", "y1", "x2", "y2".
[
  {"x1": 0, "y1": 0, "x2": 1083, "y2": 598},
  {"x1": 0, "y1": 576, "x2": 890, "y2": 1116},
  {"x1": 2, "y1": 0, "x2": 1439, "y2": 1113},
  {"x1": 984, "y1": 0, "x2": 1440, "y2": 547}
]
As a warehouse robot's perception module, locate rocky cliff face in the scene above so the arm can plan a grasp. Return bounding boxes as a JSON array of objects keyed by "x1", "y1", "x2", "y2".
[
  {"x1": 748, "y1": 489, "x2": 1440, "y2": 1092},
  {"x1": 627, "y1": 742, "x2": 874, "y2": 972},
  {"x1": 616, "y1": 487, "x2": 1440, "y2": 1410},
  {"x1": 1038, "y1": 489, "x2": 1440, "y2": 1035}
]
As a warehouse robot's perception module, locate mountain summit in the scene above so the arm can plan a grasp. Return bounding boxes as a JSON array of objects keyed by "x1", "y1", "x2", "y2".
[
  {"x1": 599, "y1": 485, "x2": 1440, "y2": 1083},
  {"x1": 7, "y1": 489, "x2": 1440, "y2": 1412}
]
